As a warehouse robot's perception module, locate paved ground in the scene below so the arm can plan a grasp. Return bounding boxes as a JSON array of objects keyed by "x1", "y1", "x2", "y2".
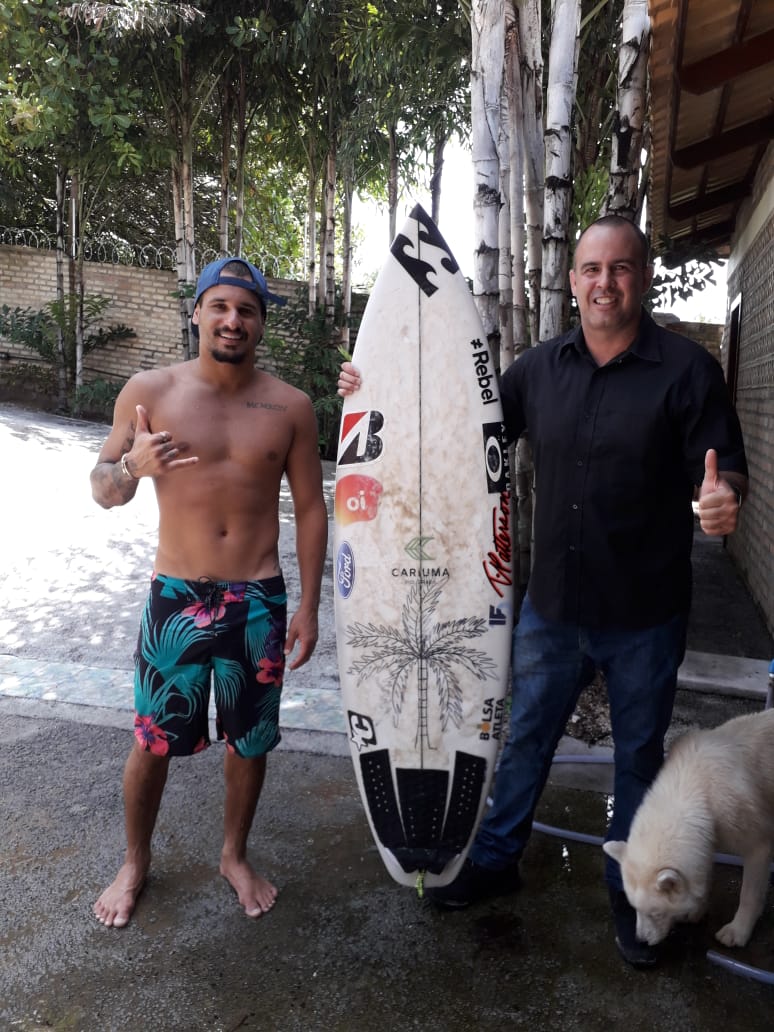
[{"x1": 1, "y1": 401, "x2": 773, "y2": 1031}]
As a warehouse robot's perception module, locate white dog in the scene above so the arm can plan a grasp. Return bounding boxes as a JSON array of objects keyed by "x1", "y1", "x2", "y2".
[{"x1": 604, "y1": 708, "x2": 774, "y2": 948}]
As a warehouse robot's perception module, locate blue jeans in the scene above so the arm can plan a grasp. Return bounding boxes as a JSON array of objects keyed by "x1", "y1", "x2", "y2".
[{"x1": 470, "y1": 595, "x2": 687, "y2": 890}]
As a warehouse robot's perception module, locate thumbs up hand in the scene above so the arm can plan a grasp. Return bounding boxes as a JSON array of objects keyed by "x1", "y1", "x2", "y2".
[
  {"x1": 696, "y1": 448, "x2": 742, "y2": 537},
  {"x1": 134, "y1": 403, "x2": 151, "y2": 438}
]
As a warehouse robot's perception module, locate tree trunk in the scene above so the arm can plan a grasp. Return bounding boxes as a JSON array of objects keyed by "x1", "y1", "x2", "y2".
[
  {"x1": 233, "y1": 130, "x2": 246, "y2": 259},
  {"x1": 429, "y1": 128, "x2": 447, "y2": 226},
  {"x1": 603, "y1": 0, "x2": 649, "y2": 220},
  {"x1": 340, "y1": 171, "x2": 354, "y2": 352},
  {"x1": 388, "y1": 123, "x2": 399, "y2": 243},
  {"x1": 305, "y1": 134, "x2": 319, "y2": 316},
  {"x1": 54, "y1": 168, "x2": 68, "y2": 411},
  {"x1": 470, "y1": 0, "x2": 505, "y2": 349},
  {"x1": 497, "y1": 79, "x2": 513, "y2": 369},
  {"x1": 540, "y1": 0, "x2": 580, "y2": 342},
  {"x1": 519, "y1": 0, "x2": 544, "y2": 346},
  {"x1": 169, "y1": 53, "x2": 197, "y2": 358},
  {"x1": 233, "y1": 62, "x2": 250, "y2": 258},
  {"x1": 70, "y1": 169, "x2": 84, "y2": 393},
  {"x1": 180, "y1": 103, "x2": 197, "y2": 354},
  {"x1": 505, "y1": 2, "x2": 536, "y2": 590},
  {"x1": 171, "y1": 158, "x2": 193, "y2": 361},
  {"x1": 318, "y1": 145, "x2": 337, "y2": 321},
  {"x1": 218, "y1": 79, "x2": 233, "y2": 256},
  {"x1": 504, "y1": 4, "x2": 527, "y2": 360}
]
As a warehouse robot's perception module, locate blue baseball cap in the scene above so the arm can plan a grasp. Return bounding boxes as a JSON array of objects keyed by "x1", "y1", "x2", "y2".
[{"x1": 193, "y1": 257, "x2": 286, "y2": 312}]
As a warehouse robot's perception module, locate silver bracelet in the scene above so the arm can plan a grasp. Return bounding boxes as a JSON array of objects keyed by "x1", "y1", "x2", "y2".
[{"x1": 120, "y1": 453, "x2": 138, "y2": 480}]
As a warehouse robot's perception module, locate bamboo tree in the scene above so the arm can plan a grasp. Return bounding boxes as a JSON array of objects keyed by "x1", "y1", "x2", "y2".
[
  {"x1": 502, "y1": 11, "x2": 533, "y2": 597},
  {"x1": 470, "y1": 0, "x2": 506, "y2": 351},
  {"x1": 571, "y1": 0, "x2": 618, "y2": 246},
  {"x1": 540, "y1": 0, "x2": 581, "y2": 341},
  {"x1": 345, "y1": 1, "x2": 470, "y2": 245},
  {"x1": 603, "y1": 0, "x2": 648, "y2": 220},
  {"x1": 55, "y1": 168, "x2": 68, "y2": 407},
  {"x1": 321, "y1": 144, "x2": 338, "y2": 322},
  {"x1": 217, "y1": 77, "x2": 235, "y2": 254},
  {"x1": 338, "y1": 161, "x2": 355, "y2": 352},
  {"x1": 164, "y1": 26, "x2": 225, "y2": 357},
  {"x1": 268, "y1": 1, "x2": 353, "y2": 317},
  {"x1": 503, "y1": 3, "x2": 527, "y2": 361},
  {"x1": 519, "y1": 0, "x2": 544, "y2": 347},
  {"x1": 261, "y1": 7, "x2": 326, "y2": 313},
  {"x1": 65, "y1": 1, "x2": 211, "y2": 358}
]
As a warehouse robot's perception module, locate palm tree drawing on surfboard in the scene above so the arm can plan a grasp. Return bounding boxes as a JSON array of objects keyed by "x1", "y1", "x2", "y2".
[{"x1": 345, "y1": 576, "x2": 498, "y2": 753}]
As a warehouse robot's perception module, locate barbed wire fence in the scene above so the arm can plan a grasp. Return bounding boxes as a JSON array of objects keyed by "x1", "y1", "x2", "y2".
[{"x1": 0, "y1": 227, "x2": 307, "y2": 281}]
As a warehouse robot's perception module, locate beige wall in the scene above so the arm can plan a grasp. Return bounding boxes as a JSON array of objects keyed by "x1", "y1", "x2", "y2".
[{"x1": 0, "y1": 245, "x2": 299, "y2": 387}]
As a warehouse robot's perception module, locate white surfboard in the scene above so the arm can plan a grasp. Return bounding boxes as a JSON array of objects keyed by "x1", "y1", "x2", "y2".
[{"x1": 333, "y1": 204, "x2": 514, "y2": 888}]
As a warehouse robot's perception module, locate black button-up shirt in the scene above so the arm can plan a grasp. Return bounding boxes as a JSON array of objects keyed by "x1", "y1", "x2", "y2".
[{"x1": 500, "y1": 310, "x2": 748, "y2": 629}]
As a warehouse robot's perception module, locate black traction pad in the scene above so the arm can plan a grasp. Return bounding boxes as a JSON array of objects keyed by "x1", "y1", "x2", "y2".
[{"x1": 359, "y1": 749, "x2": 487, "y2": 873}]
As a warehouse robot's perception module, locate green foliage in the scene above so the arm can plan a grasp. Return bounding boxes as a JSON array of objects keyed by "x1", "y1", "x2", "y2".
[
  {"x1": 339, "y1": 0, "x2": 471, "y2": 196},
  {"x1": 71, "y1": 377, "x2": 123, "y2": 422},
  {"x1": 570, "y1": 164, "x2": 609, "y2": 252},
  {"x1": 0, "y1": 359, "x2": 56, "y2": 398},
  {"x1": 0, "y1": 0, "x2": 145, "y2": 169},
  {"x1": 230, "y1": 161, "x2": 308, "y2": 268},
  {"x1": 264, "y1": 288, "x2": 345, "y2": 459},
  {"x1": 0, "y1": 0, "x2": 473, "y2": 275},
  {"x1": 0, "y1": 0, "x2": 151, "y2": 252},
  {"x1": 0, "y1": 294, "x2": 135, "y2": 400}
]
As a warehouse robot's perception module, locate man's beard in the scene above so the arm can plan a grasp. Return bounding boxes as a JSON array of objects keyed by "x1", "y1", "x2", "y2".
[
  {"x1": 211, "y1": 347, "x2": 248, "y2": 365},
  {"x1": 208, "y1": 331, "x2": 262, "y2": 365}
]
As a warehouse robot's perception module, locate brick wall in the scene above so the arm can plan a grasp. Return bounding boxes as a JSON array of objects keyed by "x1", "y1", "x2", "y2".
[
  {"x1": 671, "y1": 320, "x2": 723, "y2": 362},
  {"x1": 725, "y1": 210, "x2": 774, "y2": 641},
  {"x1": 651, "y1": 314, "x2": 724, "y2": 361},
  {"x1": 0, "y1": 245, "x2": 302, "y2": 390}
]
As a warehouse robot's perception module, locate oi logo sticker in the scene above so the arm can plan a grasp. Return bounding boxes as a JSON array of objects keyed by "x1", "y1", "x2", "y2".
[{"x1": 335, "y1": 474, "x2": 383, "y2": 526}]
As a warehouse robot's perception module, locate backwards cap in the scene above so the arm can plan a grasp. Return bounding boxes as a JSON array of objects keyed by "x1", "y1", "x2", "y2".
[{"x1": 193, "y1": 257, "x2": 286, "y2": 311}]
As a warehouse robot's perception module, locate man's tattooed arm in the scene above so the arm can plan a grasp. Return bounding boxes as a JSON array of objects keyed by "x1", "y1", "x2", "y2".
[{"x1": 90, "y1": 426, "x2": 140, "y2": 509}]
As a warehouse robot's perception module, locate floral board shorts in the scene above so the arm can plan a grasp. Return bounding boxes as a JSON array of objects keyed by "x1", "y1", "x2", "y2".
[{"x1": 133, "y1": 572, "x2": 287, "y2": 759}]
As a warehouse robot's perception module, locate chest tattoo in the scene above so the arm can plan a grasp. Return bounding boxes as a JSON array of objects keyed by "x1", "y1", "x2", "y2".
[{"x1": 246, "y1": 400, "x2": 288, "y2": 412}]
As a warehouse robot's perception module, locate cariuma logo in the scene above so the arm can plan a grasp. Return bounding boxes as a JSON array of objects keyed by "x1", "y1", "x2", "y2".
[{"x1": 405, "y1": 536, "x2": 434, "y2": 561}]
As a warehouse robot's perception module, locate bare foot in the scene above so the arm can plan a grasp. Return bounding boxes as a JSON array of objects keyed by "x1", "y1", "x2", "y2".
[
  {"x1": 93, "y1": 860, "x2": 148, "y2": 928},
  {"x1": 220, "y1": 856, "x2": 277, "y2": 918}
]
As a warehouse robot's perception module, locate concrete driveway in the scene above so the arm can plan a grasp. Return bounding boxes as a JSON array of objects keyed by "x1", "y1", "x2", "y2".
[{"x1": 1, "y1": 401, "x2": 773, "y2": 1031}]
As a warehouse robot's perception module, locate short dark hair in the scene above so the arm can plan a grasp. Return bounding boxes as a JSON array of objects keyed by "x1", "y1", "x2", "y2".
[{"x1": 576, "y1": 215, "x2": 651, "y2": 269}]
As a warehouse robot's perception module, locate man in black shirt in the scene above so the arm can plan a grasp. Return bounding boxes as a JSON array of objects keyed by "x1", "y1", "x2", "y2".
[{"x1": 337, "y1": 215, "x2": 748, "y2": 967}]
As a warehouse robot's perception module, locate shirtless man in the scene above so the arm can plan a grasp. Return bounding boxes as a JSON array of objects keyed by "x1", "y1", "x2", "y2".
[{"x1": 91, "y1": 257, "x2": 328, "y2": 928}]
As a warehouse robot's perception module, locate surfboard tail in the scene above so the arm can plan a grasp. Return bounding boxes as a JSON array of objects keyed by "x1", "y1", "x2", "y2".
[{"x1": 359, "y1": 749, "x2": 487, "y2": 877}]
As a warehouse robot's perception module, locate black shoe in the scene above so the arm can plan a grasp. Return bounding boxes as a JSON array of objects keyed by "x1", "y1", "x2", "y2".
[
  {"x1": 609, "y1": 889, "x2": 659, "y2": 968},
  {"x1": 425, "y1": 858, "x2": 522, "y2": 910}
]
